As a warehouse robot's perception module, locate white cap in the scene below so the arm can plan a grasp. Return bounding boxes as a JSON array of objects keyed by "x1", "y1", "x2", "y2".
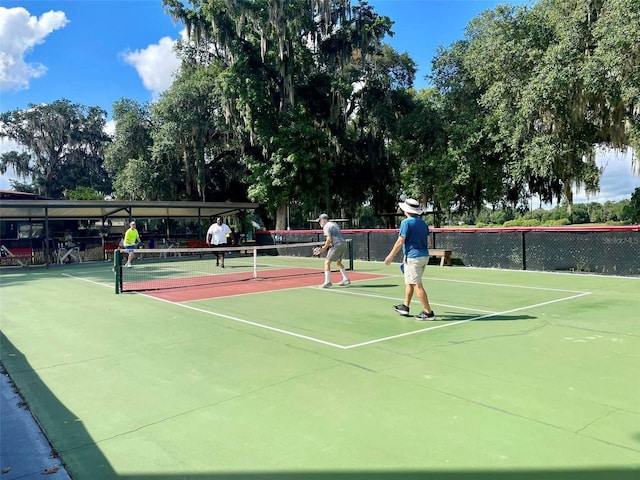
[{"x1": 398, "y1": 199, "x2": 422, "y2": 215}]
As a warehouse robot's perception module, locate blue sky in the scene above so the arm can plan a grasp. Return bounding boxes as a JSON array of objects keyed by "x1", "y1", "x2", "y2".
[{"x1": 0, "y1": 0, "x2": 638, "y2": 204}]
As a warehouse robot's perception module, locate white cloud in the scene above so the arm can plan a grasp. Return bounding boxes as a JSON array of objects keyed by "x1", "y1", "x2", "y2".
[
  {"x1": 122, "y1": 31, "x2": 185, "y2": 99},
  {"x1": 104, "y1": 119, "x2": 116, "y2": 138},
  {"x1": 0, "y1": 166, "x2": 17, "y2": 190},
  {"x1": 530, "y1": 148, "x2": 639, "y2": 208},
  {"x1": 0, "y1": 138, "x2": 25, "y2": 190},
  {"x1": 574, "y1": 148, "x2": 640, "y2": 204},
  {"x1": 0, "y1": 7, "x2": 69, "y2": 92}
]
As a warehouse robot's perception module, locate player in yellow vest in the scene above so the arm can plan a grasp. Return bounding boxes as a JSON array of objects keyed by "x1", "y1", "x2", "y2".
[{"x1": 123, "y1": 221, "x2": 141, "y2": 268}]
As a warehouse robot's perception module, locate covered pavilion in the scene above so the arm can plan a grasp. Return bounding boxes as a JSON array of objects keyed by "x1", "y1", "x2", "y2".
[{"x1": 0, "y1": 198, "x2": 259, "y2": 265}]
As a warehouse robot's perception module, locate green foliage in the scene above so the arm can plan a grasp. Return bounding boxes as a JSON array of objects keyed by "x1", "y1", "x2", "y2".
[
  {"x1": 65, "y1": 186, "x2": 104, "y2": 200},
  {"x1": 245, "y1": 111, "x2": 333, "y2": 210},
  {"x1": 104, "y1": 99, "x2": 161, "y2": 200},
  {"x1": 357, "y1": 206, "x2": 379, "y2": 228},
  {"x1": 605, "y1": 199, "x2": 630, "y2": 222},
  {"x1": 153, "y1": 64, "x2": 236, "y2": 201},
  {"x1": 392, "y1": 89, "x2": 451, "y2": 211},
  {"x1": 503, "y1": 218, "x2": 542, "y2": 227},
  {"x1": 548, "y1": 218, "x2": 571, "y2": 226},
  {"x1": 163, "y1": 0, "x2": 410, "y2": 227},
  {"x1": 476, "y1": 207, "x2": 514, "y2": 226},
  {"x1": 5, "y1": 0, "x2": 638, "y2": 230},
  {"x1": 1, "y1": 99, "x2": 112, "y2": 198},
  {"x1": 104, "y1": 99, "x2": 152, "y2": 173},
  {"x1": 586, "y1": 0, "x2": 640, "y2": 150},
  {"x1": 452, "y1": 195, "x2": 637, "y2": 227},
  {"x1": 110, "y1": 157, "x2": 165, "y2": 201},
  {"x1": 6, "y1": 179, "x2": 36, "y2": 194},
  {"x1": 103, "y1": 0, "x2": 640, "y2": 224},
  {"x1": 624, "y1": 188, "x2": 640, "y2": 223},
  {"x1": 430, "y1": 0, "x2": 639, "y2": 214},
  {"x1": 570, "y1": 203, "x2": 590, "y2": 224}
]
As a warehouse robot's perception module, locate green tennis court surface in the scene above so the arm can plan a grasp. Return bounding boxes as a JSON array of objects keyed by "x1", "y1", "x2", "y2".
[{"x1": 1, "y1": 259, "x2": 639, "y2": 480}]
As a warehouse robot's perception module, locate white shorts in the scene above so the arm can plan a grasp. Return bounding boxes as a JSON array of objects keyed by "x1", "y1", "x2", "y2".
[{"x1": 404, "y1": 256, "x2": 428, "y2": 284}]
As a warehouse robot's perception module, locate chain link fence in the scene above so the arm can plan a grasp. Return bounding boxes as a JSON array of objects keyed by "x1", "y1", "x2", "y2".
[{"x1": 260, "y1": 227, "x2": 640, "y2": 277}]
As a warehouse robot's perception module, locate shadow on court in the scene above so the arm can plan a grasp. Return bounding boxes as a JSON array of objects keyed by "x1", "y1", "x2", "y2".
[
  {"x1": 2, "y1": 331, "x2": 638, "y2": 480},
  {"x1": 119, "y1": 472, "x2": 639, "y2": 480},
  {"x1": 0, "y1": 334, "x2": 640, "y2": 480},
  {"x1": 0, "y1": 262, "x2": 113, "y2": 290},
  {"x1": 439, "y1": 314, "x2": 537, "y2": 322},
  {"x1": 0, "y1": 269, "x2": 640, "y2": 480},
  {"x1": 1, "y1": 334, "x2": 115, "y2": 478},
  {"x1": 0, "y1": 264, "x2": 77, "y2": 287}
]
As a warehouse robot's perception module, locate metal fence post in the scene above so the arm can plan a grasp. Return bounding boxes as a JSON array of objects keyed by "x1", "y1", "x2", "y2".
[{"x1": 114, "y1": 250, "x2": 121, "y2": 294}]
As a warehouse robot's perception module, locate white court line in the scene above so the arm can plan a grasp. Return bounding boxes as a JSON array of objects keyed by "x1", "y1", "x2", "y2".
[
  {"x1": 382, "y1": 271, "x2": 592, "y2": 294},
  {"x1": 143, "y1": 288, "x2": 591, "y2": 350},
  {"x1": 62, "y1": 272, "x2": 592, "y2": 350},
  {"x1": 62, "y1": 273, "x2": 113, "y2": 289},
  {"x1": 63, "y1": 272, "x2": 347, "y2": 348},
  {"x1": 460, "y1": 264, "x2": 640, "y2": 281},
  {"x1": 320, "y1": 287, "x2": 497, "y2": 314},
  {"x1": 342, "y1": 291, "x2": 592, "y2": 349},
  {"x1": 421, "y1": 276, "x2": 588, "y2": 294},
  {"x1": 187, "y1": 282, "x2": 318, "y2": 302},
  {"x1": 140, "y1": 294, "x2": 348, "y2": 349}
]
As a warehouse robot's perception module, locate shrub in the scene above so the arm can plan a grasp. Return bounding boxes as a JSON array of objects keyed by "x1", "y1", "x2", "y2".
[
  {"x1": 503, "y1": 218, "x2": 542, "y2": 227},
  {"x1": 546, "y1": 218, "x2": 570, "y2": 226}
]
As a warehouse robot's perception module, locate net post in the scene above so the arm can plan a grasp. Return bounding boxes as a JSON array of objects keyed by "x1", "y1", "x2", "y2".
[
  {"x1": 114, "y1": 249, "x2": 121, "y2": 294},
  {"x1": 253, "y1": 246, "x2": 258, "y2": 279},
  {"x1": 348, "y1": 239, "x2": 354, "y2": 271}
]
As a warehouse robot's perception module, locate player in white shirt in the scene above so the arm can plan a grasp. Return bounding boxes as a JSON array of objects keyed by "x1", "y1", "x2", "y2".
[{"x1": 206, "y1": 217, "x2": 232, "y2": 268}]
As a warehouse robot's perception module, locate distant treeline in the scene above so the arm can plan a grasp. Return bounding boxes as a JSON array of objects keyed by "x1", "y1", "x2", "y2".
[{"x1": 445, "y1": 188, "x2": 640, "y2": 227}]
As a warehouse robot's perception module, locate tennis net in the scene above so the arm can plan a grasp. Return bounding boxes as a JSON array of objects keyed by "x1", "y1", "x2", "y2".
[{"x1": 114, "y1": 240, "x2": 353, "y2": 293}]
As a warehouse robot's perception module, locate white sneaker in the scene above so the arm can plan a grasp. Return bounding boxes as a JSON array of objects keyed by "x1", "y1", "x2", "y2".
[
  {"x1": 125, "y1": 264, "x2": 132, "y2": 268},
  {"x1": 321, "y1": 282, "x2": 332, "y2": 288},
  {"x1": 339, "y1": 279, "x2": 351, "y2": 286}
]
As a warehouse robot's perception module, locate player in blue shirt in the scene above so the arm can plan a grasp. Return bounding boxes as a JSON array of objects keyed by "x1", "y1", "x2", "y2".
[{"x1": 384, "y1": 199, "x2": 436, "y2": 321}]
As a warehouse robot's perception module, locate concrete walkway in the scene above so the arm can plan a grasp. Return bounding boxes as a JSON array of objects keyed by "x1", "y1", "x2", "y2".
[{"x1": 1, "y1": 371, "x2": 72, "y2": 480}]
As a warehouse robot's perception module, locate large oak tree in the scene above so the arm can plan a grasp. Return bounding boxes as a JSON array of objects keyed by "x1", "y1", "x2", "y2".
[{"x1": 0, "y1": 99, "x2": 111, "y2": 198}]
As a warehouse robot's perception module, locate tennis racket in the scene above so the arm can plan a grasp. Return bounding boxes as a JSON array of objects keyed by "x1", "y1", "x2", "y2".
[
  {"x1": 312, "y1": 247, "x2": 322, "y2": 256},
  {"x1": 400, "y1": 263, "x2": 405, "y2": 273}
]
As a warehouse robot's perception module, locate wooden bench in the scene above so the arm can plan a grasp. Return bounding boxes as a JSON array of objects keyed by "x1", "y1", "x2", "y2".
[
  {"x1": 429, "y1": 248, "x2": 452, "y2": 267},
  {"x1": 0, "y1": 245, "x2": 33, "y2": 267}
]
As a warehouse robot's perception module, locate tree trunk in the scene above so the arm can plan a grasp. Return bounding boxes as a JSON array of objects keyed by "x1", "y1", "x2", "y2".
[{"x1": 275, "y1": 202, "x2": 288, "y2": 230}]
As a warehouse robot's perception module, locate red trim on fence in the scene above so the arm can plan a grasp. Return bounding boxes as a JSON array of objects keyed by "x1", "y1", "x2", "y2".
[{"x1": 263, "y1": 225, "x2": 640, "y2": 234}]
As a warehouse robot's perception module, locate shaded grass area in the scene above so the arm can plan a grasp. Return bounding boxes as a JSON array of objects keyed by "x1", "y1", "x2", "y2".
[{"x1": 1, "y1": 261, "x2": 639, "y2": 479}]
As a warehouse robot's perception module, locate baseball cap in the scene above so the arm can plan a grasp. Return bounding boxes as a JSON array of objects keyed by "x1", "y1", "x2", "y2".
[{"x1": 315, "y1": 213, "x2": 329, "y2": 222}]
